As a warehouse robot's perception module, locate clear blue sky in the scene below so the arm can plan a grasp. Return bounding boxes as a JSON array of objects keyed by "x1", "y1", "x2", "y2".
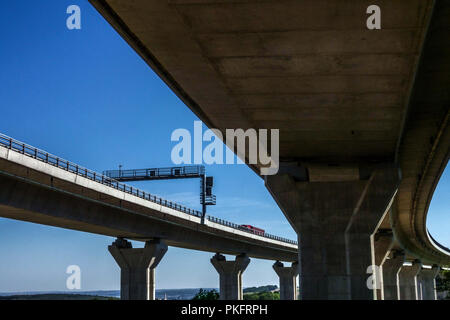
[{"x1": 0, "y1": 1, "x2": 447, "y2": 292}]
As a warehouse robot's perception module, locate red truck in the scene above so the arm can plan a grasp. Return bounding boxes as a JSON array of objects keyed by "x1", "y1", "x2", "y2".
[{"x1": 240, "y1": 225, "x2": 265, "y2": 236}]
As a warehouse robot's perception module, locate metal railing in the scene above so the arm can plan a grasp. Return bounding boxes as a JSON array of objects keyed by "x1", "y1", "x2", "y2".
[
  {"x1": 104, "y1": 165, "x2": 205, "y2": 181},
  {"x1": 206, "y1": 216, "x2": 297, "y2": 245},
  {"x1": 0, "y1": 133, "x2": 297, "y2": 246}
]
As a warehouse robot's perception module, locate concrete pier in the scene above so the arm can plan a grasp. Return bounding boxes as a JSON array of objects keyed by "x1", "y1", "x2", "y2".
[
  {"x1": 418, "y1": 265, "x2": 440, "y2": 300},
  {"x1": 273, "y1": 261, "x2": 299, "y2": 300},
  {"x1": 398, "y1": 260, "x2": 422, "y2": 300},
  {"x1": 381, "y1": 250, "x2": 405, "y2": 300},
  {"x1": 266, "y1": 165, "x2": 400, "y2": 299},
  {"x1": 345, "y1": 167, "x2": 400, "y2": 300},
  {"x1": 211, "y1": 253, "x2": 250, "y2": 300},
  {"x1": 108, "y1": 238, "x2": 168, "y2": 300}
]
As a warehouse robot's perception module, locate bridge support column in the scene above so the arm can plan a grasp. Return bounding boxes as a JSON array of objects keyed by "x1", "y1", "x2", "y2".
[
  {"x1": 398, "y1": 260, "x2": 422, "y2": 300},
  {"x1": 418, "y1": 265, "x2": 440, "y2": 300},
  {"x1": 273, "y1": 261, "x2": 299, "y2": 300},
  {"x1": 266, "y1": 165, "x2": 400, "y2": 300},
  {"x1": 108, "y1": 238, "x2": 168, "y2": 300},
  {"x1": 381, "y1": 250, "x2": 405, "y2": 300},
  {"x1": 373, "y1": 230, "x2": 394, "y2": 299},
  {"x1": 211, "y1": 253, "x2": 250, "y2": 300}
]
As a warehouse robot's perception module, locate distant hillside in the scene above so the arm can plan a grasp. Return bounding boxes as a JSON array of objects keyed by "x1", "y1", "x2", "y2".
[
  {"x1": 0, "y1": 294, "x2": 117, "y2": 300},
  {"x1": 243, "y1": 286, "x2": 279, "y2": 300},
  {"x1": 0, "y1": 287, "x2": 278, "y2": 300},
  {"x1": 243, "y1": 285, "x2": 278, "y2": 293},
  {"x1": 0, "y1": 288, "x2": 215, "y2": 300}
]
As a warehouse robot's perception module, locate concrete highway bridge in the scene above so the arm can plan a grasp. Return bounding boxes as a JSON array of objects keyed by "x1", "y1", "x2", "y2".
[
  {"x1": 87, "y1": 0, "x2": 450, "y2": 300},
  {"x1": 0, "y1": 134, "x2": 297, "y2": 300}
]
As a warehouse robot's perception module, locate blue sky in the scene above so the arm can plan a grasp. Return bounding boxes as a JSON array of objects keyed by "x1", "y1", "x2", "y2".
[{"x1": 0, "y1": 1, "x2": 447, "y2": 292}]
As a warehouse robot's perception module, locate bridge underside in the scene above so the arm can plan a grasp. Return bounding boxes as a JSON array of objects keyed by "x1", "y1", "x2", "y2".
[
  {"x1": 89, "y1": 0, "x2": 450, "y2": 299},
  {"x1": 91, "y1": 0, "x2": 433, "y2": 163}
]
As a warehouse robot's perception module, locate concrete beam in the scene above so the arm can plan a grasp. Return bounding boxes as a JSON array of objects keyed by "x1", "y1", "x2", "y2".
[
  {"x1": 211, "y1": 253, "x2": 250, "y2": 300},
  {"x1": 398, "y1": 260, "x2": 422, "y2": 300},
  {"x1": 391, "y1": 0, "x2": 450, "y2": 266},
  {"x1": 381, "y1": 250, "x2": 405, "y2": 300},
  {"x1": 108, "y1": 238, "x2": 167, "y2": 300},
  {"x1": 418, "y1": 265, "x2": 440, "y2": 300},
  {"x1": 273, "y1": 261, "x2": 299, "y2": 300}
]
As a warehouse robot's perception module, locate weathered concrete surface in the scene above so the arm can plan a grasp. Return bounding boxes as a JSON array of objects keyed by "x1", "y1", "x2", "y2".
[
  {"x1": 381, "y1": 250, "x2": 405, "y2": 300},
  {"x1": 267, "y1": 175, "x2": 360, "y2": 299},
  {"x1": 89, "y1": 0, "x2": 431, "y2": 161},
  {"x1": 398, "y1": 260, "x2": 422, "y2": 300},
  {"x1": 266, "y1": 165, "x2": 399, "y2": 299},
  {"x1": 211, "y1": 253, "x2": 250, "y2": 300},
  {"x1": 418, "y1": 265, "x2": 440, "y2": 300},
  {"x1": 345, "y1": 166, "x2": 400, "y2": 300},
  {"x1": 0, "y1": 146, "x2": 297, "y2": 262},
  {"x1": 109, "y1": 238, "x2": 167, "y2": 300},
  {"x1": 273, "y1": 261, "x2": 299, "y2": 300}
]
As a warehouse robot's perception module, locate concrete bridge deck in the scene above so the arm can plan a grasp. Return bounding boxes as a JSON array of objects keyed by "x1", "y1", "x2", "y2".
[
  {"x1": 0, "y1": 134, "x2": 297, "y2": 262},
  {"x1": 87, "y1": 0, "x2": 449, "y2": 299}
]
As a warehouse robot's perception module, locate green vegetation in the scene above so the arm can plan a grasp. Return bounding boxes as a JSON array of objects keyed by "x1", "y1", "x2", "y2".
[
  {"x1": 244, "y1": 291, "x2": 280, "y2": 300},
  {"x1": 192, "y1": 285, "x2": 280, "y2": 300},
  {"x1": 192, "y1": 289, "x2": 219, "y2": 300},
  {"x1": 437, "y1": 269, "x2": 450, "y2": 299},
  {"x1": 243, "y1": 285, "x2": 279, "y2": 300},
  {"x1": 243, "y1": 285, "x2": 277, "y2": 294}
]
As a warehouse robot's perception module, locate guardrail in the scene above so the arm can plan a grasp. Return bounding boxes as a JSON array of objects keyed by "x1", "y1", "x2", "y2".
[
  {"x1": 0, "y1": 133, "x2": 297, "y2": 246},
  {"x1": 206, "y1": 216, "x2": 297, "y2": 245}
]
